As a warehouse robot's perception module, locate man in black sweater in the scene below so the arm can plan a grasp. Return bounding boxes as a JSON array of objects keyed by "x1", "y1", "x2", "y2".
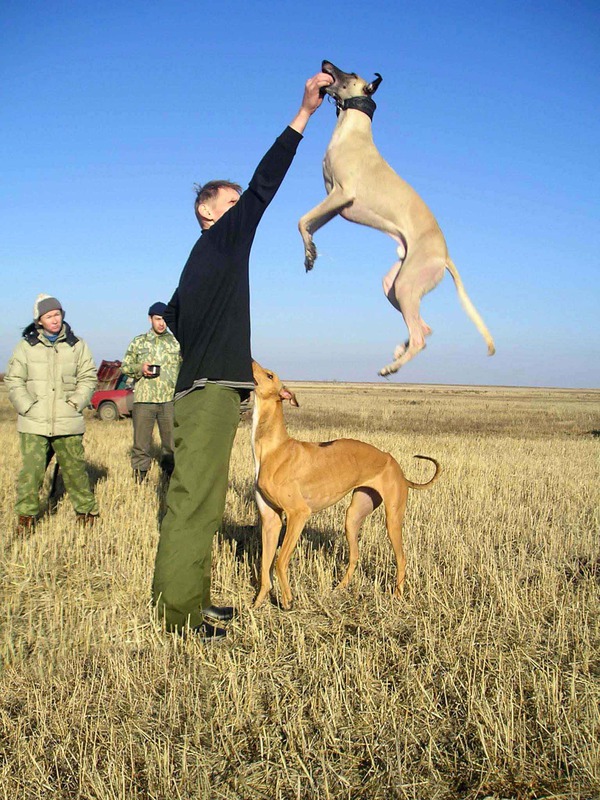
[{"x1": 152, "y1": 71, "x2": 333, "y2": 638}]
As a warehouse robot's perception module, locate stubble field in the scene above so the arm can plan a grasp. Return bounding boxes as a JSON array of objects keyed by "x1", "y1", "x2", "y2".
[{"x1": 0, "y1": 380, "x2": 599, "y2": 800}]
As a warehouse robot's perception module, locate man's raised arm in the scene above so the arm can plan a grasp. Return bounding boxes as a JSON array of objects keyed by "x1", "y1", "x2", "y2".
[{"x1": 289, "y1": 72, "x2": 334, "y2": 135}]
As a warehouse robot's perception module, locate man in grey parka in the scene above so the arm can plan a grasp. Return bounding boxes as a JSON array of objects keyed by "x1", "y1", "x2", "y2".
[{"x1": 5, "y1": 294, "x2": 99, "y2": 532}]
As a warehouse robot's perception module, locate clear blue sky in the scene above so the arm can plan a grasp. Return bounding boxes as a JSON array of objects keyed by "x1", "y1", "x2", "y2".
[{"x1": 2, "y1": 0, "x2": 599, "y2": 387}]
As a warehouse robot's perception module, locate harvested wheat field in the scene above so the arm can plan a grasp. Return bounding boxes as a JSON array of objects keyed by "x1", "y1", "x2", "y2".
[{"x1": 1, "y1": 380, "x2": 599, "y2": 800}]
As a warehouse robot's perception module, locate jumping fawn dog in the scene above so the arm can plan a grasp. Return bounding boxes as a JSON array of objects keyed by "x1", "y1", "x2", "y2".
[
  {"x1": 251, "y1": 361, "x2": 441, "y2": 609},
  {"x1": 299, "y1": 60, "x2": 495, "y2": 376}
]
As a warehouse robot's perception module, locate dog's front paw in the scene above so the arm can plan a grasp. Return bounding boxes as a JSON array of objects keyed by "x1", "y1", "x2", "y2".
[{"x1": 304, "y1": 242, "x2": 317, "y2": 272}]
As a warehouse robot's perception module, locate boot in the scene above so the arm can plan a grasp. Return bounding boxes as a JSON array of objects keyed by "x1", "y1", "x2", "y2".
[
  {"x1": 134, "y1": 469, "x2": 148, "y2": 484},
  {"x1": 16, "y1": 515, "x2": 36, "y2": 534},
  {"x1": 160, "y1": 458, "x2": 174, "y2": 478},
  {"x1": 76, "y1": 512, "x2": 99, "y2": 526}
]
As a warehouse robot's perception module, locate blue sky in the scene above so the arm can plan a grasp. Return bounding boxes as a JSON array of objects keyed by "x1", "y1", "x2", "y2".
[{"x1": 2, "y1": 0, "x2": 599, "y2": 387}]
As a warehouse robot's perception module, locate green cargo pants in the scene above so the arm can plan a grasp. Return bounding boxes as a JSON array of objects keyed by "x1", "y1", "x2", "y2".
[
  {"x1": 16, "y1": 433, "x2": 99, "y2": 516},
  {"x1": 152, "y1": 384, "x2": 241, "y2": 631}
]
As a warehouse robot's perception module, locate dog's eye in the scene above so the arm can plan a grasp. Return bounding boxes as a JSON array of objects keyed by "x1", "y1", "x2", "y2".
[{"x1": 266, "y1": 373, "x2": 274, "y2": 380}]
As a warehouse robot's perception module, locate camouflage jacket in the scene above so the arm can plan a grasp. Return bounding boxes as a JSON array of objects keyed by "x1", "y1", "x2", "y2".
[
  {"x1": 5, "y1": 322, "x2": 97, "y2": 436},
  {"x1": 121, "y1": 329, "x2": 181, "y2": 404}
]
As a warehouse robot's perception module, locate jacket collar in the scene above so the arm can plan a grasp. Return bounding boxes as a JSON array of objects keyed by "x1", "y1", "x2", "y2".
[
  {"x1": 147, "y1": 327, "x2": 171, "y2": 340},
  {"x1": 23, "y1": 321, "x2": 79, "y2": 347}
]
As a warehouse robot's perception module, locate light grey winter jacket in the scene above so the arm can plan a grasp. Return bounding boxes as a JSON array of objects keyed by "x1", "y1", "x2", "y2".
[{"x1": 5, "y1": 322, "x2": 97, "y2": 436}]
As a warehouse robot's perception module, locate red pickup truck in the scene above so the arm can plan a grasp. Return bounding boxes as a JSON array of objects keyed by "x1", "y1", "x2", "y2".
[{"x1": 90, "y1": 360, "x2": 134, "y2": 421}]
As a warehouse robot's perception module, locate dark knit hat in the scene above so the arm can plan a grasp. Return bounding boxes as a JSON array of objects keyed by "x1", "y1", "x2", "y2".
[
  {"x1": 34, "y1": 294, "x2": 63, "y2": 320},
  {"x1": 148, "y1": 302, "x2": 167, "y2": 317}
]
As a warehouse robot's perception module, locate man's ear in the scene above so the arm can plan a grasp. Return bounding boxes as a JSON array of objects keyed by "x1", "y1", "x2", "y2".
[
  {"x1": 198, "y1": 203, "x2": 213, "y2": 221},
  {"x1": 280, "y1": 386, "x2": 299, "y2": 407}
]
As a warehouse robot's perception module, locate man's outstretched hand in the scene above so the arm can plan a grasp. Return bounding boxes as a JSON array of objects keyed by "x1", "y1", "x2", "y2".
[{"x1": 290, "y1": 72, "x2": 334, "y2": 134}]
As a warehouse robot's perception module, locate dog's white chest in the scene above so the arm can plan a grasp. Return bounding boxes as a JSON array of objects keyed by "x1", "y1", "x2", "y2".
[{"x1": 323, "y1": 120, "x2": 377, "y2": 189}]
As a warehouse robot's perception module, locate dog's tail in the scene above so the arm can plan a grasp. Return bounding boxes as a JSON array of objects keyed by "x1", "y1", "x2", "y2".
[
  {"x1": 405, "y1": 455, "x2": 442, "y2": 490},
  {"x1": 445, "y1": 259, "x2": 496, "y2": 356}
]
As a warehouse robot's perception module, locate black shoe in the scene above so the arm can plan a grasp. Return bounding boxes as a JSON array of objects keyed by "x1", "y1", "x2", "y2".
[
  {"x1": 160, "y1": 458, "x2": 174, "y2": 477},
  {"x1": 202, "y1": 605, "x2": 237, "y2": 624},
  {"x1": 191, "y1": 622, "x2": 227, "y2": 642},
  {"x1": 134, "y1": 469, "x2": 148, "y2": 484}
]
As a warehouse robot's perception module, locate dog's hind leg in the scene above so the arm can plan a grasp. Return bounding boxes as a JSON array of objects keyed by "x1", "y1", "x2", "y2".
[
  {"x1": 380, "y1": 255, "x2": 445, "y2": 375},
  {"x1": 381, "y1": 481, "x2": 409, "y2": 598},
  {"x1": 391, "y1": 319, "x2": 432, "y2": 362},
  {"x1": 275, "y1": 506, "x2": 312, "y2": 609},
  {"x1": 336, "y1": 487, "x2": 382, "y2": 591},
  {"x1": 379, "y1": 301, "x2": 427, "y2": 375},
  {"x1": 382, "y1": 260, "x2": 403, "y2": 307},
  {"x1": 381, "y1": 234, "x2": 408, "y2": 309},
  {"x1": 253, "y1": 497, "x2": 284, "y2": 609}
]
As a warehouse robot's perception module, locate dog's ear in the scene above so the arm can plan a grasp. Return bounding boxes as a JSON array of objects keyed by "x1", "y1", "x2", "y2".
[
  {"x1": 365, "y1": 73, "x2": 382, "y2": 95},
  {"x1": 280, "y1": 386, "x2": 299, "y2": 408}
]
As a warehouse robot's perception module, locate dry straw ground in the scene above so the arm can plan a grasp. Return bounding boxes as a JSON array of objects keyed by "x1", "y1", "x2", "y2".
[{"x1": 1, "y1": 380, "x2": 599, "y2": 800}]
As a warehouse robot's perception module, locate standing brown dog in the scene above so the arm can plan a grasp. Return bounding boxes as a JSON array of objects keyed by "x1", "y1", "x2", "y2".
[{"x1": 251, "y1": 361, "x2": 441, "y2": 609}]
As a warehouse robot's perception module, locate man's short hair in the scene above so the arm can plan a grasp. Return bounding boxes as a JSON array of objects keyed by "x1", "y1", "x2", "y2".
[{"x1": 194, "y1": 180, "x2": 243, "y2": 222}]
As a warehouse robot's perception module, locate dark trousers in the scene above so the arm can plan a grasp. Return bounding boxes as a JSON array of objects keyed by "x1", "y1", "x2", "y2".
[
  {"x1": 131, "y1": 401, "x2": 174, "y2": 472},
  {"x1": 152, "y1": 384, "x2": 241, "y2": 630}
]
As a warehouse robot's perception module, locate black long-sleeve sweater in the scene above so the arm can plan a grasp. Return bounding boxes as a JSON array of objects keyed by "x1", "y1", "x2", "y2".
[{"x1": 164, "y1": 126, "x2": 302, "y2": 398}]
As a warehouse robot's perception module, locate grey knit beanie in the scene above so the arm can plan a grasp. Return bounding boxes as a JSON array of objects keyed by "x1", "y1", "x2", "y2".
[{"x1": 33, "y1": 294, "x2": 63, "y2": 320}]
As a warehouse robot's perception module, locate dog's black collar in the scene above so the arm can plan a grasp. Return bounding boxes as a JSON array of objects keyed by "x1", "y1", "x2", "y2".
[{"x1": 336, "y1": 96, "x2": 376, "y2": 119}]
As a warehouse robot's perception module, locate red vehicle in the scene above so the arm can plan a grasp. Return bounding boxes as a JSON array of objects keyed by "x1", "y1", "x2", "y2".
[{"x1": 90, "y1": 360, "x2": 134, "y2": 421}]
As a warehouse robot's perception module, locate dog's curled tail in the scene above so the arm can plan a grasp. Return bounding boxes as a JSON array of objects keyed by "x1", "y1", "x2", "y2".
[
  {"x1": 445, "y1": 259, "x2": 496, "y2": 356},
  {"x1": 406, "y1": 455, "x2": 442, "y2": 490}
]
